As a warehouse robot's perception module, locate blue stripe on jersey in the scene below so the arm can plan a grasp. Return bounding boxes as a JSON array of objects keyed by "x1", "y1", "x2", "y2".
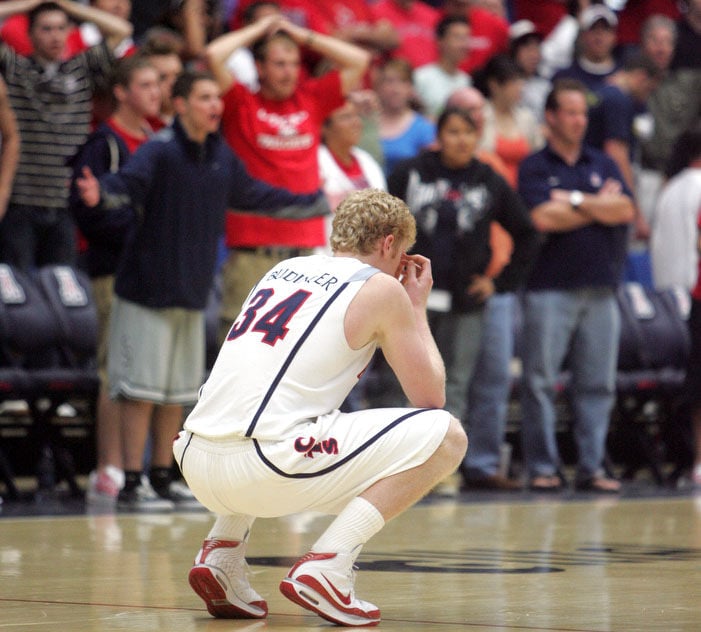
[
  {"x1": 252, "y1": 408, "x2": 432, "y2": 478},
  {"x1": 244, "y1": 279, "x2": 351, "y2": 437}
]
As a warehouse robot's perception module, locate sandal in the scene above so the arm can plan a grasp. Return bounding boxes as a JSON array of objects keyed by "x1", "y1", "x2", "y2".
[
  {"x1": 529, "y1": 475, "x2": 563, "y2": 492},
  {"x1": 574, "y1": 476, "x2": 621, "y2": 493}
]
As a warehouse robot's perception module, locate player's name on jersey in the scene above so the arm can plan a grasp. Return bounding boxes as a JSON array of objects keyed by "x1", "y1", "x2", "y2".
[{"x1": 266, "y1": 266, "x2": 340, "y2": 291}]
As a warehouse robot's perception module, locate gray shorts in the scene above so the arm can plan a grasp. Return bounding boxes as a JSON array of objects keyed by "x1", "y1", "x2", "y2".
[{"x1": 108, "y1": 296, "x2": 204, "y2": 405}]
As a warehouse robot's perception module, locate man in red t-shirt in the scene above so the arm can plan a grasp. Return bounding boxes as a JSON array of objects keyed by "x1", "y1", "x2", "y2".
[
  {"x1": 370, "y1": 0, "x2": 440, "y2": 68},
  {"x1": 205, "y1": 14, "x2": 370, "y2": 341},
  {"x1": 442, "y1": 0, "x2": 510, "y2": 74}
]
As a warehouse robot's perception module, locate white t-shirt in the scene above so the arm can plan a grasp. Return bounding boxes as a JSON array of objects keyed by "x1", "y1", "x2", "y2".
[
  {"x1": 650, "y1": 167, "x2": 701, "y2": 291},
  {"x1": 413, "y1": 63, "x2": 471, "y2": 119}
]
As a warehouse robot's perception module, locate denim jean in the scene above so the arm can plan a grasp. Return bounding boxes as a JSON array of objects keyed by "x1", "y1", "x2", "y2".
[
  {"x1": 520, "y1": 288, "x2": 620, "y2": 480},
  {"x1": 0, "y1": 204, "x2": 76, "y2": 271},
  {"x1": 429, "y1": 308, "x2": 485, "y2": 420},
  {"x1": 463, "y1": 293, "x2": 515, "y2": 478}
]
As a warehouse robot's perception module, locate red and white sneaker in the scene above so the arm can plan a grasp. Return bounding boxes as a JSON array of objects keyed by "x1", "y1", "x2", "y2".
[
  {"x1": 279, "y1": 551, "x2": 380, "y2": 627},
  {"x1": 86, "y1": 466, "x2": 124, "y2": 506},
  {"x1": 188, "y1": 538, "x2": 267, "y2": 619}
]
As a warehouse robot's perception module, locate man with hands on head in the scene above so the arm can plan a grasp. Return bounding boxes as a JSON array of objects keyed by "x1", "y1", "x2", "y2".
[
  {"x1": 0, "y1": 0, "x2": 132, "y2": 269},
  {"x1": 205, "y1": 11, "x2": 371, "y2": 344}
]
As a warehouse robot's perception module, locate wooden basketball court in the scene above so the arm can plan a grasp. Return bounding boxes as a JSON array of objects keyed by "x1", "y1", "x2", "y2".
[{"x1": 1, "y1": 483, "x2": 700, "y2": 631}]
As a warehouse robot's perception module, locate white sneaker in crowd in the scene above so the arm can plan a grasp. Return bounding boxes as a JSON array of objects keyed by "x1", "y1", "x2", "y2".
[
  {"x1": 86, "y1": 465, "x2": 124, "y2": 506},
  {"x1": 188, "y1": 537, "x2": 268, "y2": 619},
  {"x1": 279, "y1": 551, "x2": 381, "y2": 627}
]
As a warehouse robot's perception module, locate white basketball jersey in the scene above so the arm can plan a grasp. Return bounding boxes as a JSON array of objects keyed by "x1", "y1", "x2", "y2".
[{"x1": 184, "y1": 255, "x2": 379, "y2": 440}]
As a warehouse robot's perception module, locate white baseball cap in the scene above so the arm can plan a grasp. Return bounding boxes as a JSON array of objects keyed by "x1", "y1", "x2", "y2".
[
  {"x1": 509, "y1": 20, "x2": 542, "y2": 43},
  {"x1": 579, "y1": 5, "x2": 618, "y2": 30}
]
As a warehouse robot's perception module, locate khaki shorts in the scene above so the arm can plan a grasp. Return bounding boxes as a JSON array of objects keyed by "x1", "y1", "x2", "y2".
[
  {"x1": 108, "y1": 296, "x2": 204, "y2": 405},
  {"x1": 173, "y1": 407, "x2": 451, "y2": 517}
]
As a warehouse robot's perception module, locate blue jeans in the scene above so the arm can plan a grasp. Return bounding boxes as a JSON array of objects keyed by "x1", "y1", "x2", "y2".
[
  {"x1": 430, "y1": 308, "x2": 484, "y2": 420},
  {"x1": 463, "y1": 293, "x2": 515, "y2": 478},
  {"x1": 0, "y1": 204, "x2": 76, "y2": 271},
  {"x1": 520, "y1": 288, "x2": 620, "y2": 480}
]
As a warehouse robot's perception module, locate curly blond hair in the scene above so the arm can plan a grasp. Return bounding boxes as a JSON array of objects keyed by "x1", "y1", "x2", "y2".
[{"x1": 329, "y1": 189, "x2": 416, "y2": 255}]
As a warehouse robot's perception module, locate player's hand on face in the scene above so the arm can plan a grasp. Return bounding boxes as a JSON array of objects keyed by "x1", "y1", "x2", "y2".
[{"x1": 398, "y1": 253, "x2": 433, "y2": 308}]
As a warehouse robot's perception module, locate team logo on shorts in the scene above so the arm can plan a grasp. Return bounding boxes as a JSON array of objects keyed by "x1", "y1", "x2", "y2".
[{"x1": 294, "y1": 436, "x2": 339, "y2": 458}]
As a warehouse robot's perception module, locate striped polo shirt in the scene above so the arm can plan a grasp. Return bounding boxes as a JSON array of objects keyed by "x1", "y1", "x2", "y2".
[{"x1": 0, "y1": 42, "x2": 113, "y2": 210}]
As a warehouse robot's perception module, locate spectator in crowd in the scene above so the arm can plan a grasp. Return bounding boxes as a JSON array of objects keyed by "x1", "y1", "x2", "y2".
[
  {"x1": 445, "y1": 87, "x2": 533, "y2": 492},
  {"x1": 76, "y1": 70, "x2": 328, "y2": 511},
  {"x1": 370, "y1": 0, "x2": 440, "y2": 69},
  {"x1": 318, "y1": 96, "x2": 388, "y2": 411},
  {"x1": 205, "y1": 14, "x2": 370, "y2": 345},
  {"x1": 585, "y1": 53, "x2": 661, "y2": 244},
  {"x1": 317, "y1": 0, "x2": 400, "y2": 60},
  {"x1": 128, "y1": 0, "x2": 211, "y2": 62},
  {"x1": 637, "y1": 14, "x2": 679, "y2": 221},
  {"x1": 440, "y1": 0, "x2": 510, "y2": 75},
  {"x1": 139, "y1": 33, "x2": 185, "y2": 129},
  {"x1": 0, "y1": 0, "x2": 135, "y2": 127},
  {"x1": 68, "y1": 55, "x2": 162, "y2": 506},
  {"x1": 229, "y1": 0, "x2": 329, "y2": 35},
  {"x1": 413, "y1": 15, "x2": 471, "y2": 120},
  {"x1": 649, "y1": 124, "x2": 701, "y2": 293},
  {"x1": 509, "y1": 19, "x2": 551, "y2": 123},
  {"x1": 649, "y1": 124, "x2": 701, "y2": 488},
  {"x1": 535, "y1": 0, "x2": 588, "y2": 80},
  {"x1": 640, "y1": 3, "x2": 701, "y2": 198},
  {"x1": 552, "y1": 4, "x2": 621, "y2": 94},
  {"x1": 318, "y1": 97, "x2": 387, "y2": 245},
  {"x1": 670, "y1": 0, "x2": 701, "y2": 71},
  {"x1": 388, "y1": 106, "x2": 539, "y2": 447},
  {"x1": 0, "y1": 0, "x2": 132, "y2": 271},
  {"x1": 1, "y1": 0, "x2": 135, "y2": 59},
  {"x1": 0, "y1": 76, "x2": 19, "y2": 221},
  {"x1": 638, "y1": 13, "x2": 677, "y2": 72},
  {"x1": 615, "y1": 0, "x2": 680, "y2": 57},
  {"x1": 224, "y1": 1, "x2": 282, "y2": 91},
  {"x1": 376, "y1": 57, "x2": 435, "y2": 175},
  {"x1": 175, "y1": 188, "x2": 467, "y2": 625},
  {"x1": 474, "y1": 54, "x2": 544, "y2": 188},
  {"x1": 518, "y1": 79, "x2": 634, "y2": 493},
  {"x1": 446, "y1": 86, "x2": 508, "y2": 178},
  {"x1": 512, "y1": 0, "x2": 569, "y2": 39}
]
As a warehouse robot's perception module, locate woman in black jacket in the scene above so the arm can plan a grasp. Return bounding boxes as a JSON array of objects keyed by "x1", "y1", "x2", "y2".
[{"x1": 388, "y1": 106, "x2": 540, "y2": 430}]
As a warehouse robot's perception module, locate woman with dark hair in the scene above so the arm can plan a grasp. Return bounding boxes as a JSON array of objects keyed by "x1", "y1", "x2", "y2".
[
  {"x1": 388, "y1": 106, "x2": 540, "y2": 433},
  {"x1": 473, "y1": 54, "x2": 543, "y2": 187}
]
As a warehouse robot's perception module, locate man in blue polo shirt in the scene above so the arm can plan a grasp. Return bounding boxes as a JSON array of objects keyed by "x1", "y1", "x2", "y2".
[{"x1": 517, "y1": 78, "x2": 634, "y2": 493}]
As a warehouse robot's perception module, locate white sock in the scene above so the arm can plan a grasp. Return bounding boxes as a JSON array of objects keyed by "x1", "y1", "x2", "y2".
[
  {"x1": 207, "y1": 514, "x2": 256, "y2": 542},
  {"x1": 311, "y1": 497, "x2": 385, "y2": 562}
]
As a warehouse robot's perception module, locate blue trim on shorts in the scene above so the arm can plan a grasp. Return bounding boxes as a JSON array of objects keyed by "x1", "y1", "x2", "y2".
[{"x1": 252, "y1": 408, "x2": 435, "y2": 478}]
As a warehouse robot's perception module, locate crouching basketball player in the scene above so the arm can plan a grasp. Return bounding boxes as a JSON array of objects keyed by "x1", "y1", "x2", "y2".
[{"x1": 173, "y1": 189, "x2": 467, "y2": 626}]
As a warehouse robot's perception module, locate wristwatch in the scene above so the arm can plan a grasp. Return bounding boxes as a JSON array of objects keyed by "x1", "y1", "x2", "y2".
[{"x1": 569, "y1": 190, "x2": 584, "y2": 211}]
